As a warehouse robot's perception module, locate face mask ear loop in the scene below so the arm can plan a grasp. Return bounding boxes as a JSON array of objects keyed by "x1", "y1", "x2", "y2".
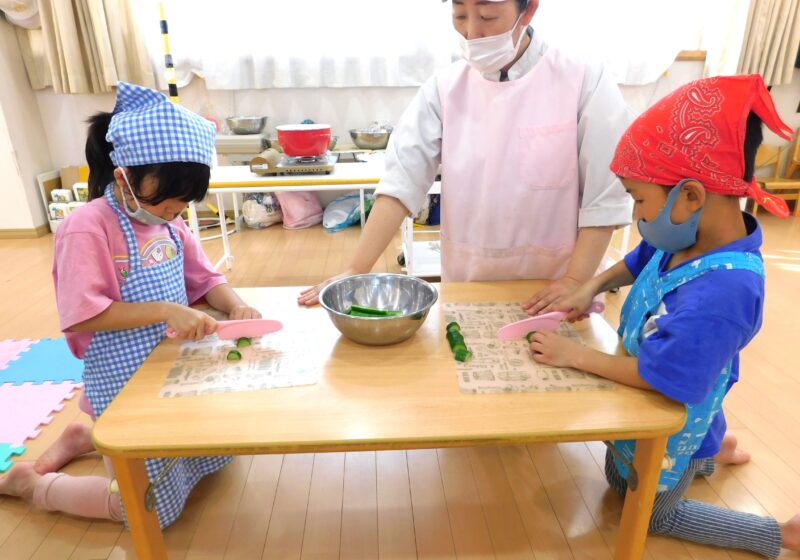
[{"x1": 119, "y1": 167, "x2": 142, "y2": 210}]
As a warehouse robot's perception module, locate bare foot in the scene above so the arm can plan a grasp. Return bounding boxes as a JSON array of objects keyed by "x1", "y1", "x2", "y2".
[
  {"x1": 781, "y1": 514, "x2": 800, "y2": 550},
  {"x1": 715, "y1": 433, "x2": 751, "y2": 465},
  {"x1": 0, "y1": 463, "x2": 40, "y2": 501},
  {"x1": 33, "y1": 421, "x2": 95, "y2": 474}
]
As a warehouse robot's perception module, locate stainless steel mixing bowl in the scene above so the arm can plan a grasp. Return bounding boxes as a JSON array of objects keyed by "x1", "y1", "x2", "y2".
[
  {"x1": 319, "y1": 273, "x2": 438, "y2": 346},
  {"x1": 226, "y1": 116, "x2": 267, "y2": 135},
  {"x1": 349, "y1": 127, "x2": 392, "y2": 150}
]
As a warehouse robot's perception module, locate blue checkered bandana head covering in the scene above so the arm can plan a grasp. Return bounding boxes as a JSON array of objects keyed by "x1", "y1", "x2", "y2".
[{"x1": 107, "y1": 82, "x2": 215, "y2": 167}]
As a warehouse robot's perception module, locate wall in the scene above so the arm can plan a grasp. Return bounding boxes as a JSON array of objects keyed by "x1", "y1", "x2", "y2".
[
  {"x1": 0, "y1": 17, "x2": 52, "y2": 231},
  {"x1": 3, "y1": 35, "x2": 800, "y2": 230},
  {"x1": 34, "y1": 62, "x2": 800, "y2": 168}
]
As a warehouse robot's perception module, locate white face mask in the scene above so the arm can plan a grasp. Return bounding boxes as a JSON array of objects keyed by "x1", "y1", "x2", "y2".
[
  {"x1": 118, "y1": 168, "x2": 171, "y2": 226},
  {"x1": 457, "y1": 13, "x2": 526, "y2": 74}
]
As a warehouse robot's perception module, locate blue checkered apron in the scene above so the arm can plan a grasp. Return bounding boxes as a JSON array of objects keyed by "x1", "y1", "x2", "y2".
[
  {"x1": 612, "y1": 249, "x2": 764, "y2": 492},
  {"x1": 82, "y1": 184, "x2": 231, "y2": 529}
]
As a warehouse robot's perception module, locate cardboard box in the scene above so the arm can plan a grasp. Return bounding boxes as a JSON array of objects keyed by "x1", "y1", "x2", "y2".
[{"x1": 59, "y1": 165, "x2": 89, "y2": 191}]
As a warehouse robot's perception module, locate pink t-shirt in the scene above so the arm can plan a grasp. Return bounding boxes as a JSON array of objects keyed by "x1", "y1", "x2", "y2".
[{"x1": 53, "y1": 197, "x2": 227, "y2": 358}]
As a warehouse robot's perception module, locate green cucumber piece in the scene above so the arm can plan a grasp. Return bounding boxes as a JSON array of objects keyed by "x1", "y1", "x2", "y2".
[
  {"x1": 226, "y1": 349, "x2": 242, "y2": 361},
  {"x1": 446, "y1": 330, "x2": 465, "y2": 349},
  {"x1": 349, "y1": 304, "x2": 403, "y2": 317},
  {"x1": 445, "y1": 321, "x2": 461, "y2": 333},
  {"x1": 454, "y1": 348, "x2": 472, "y2": 362},
  {"x1": 525, "y1": 331, "x2": 537, "y2": 343},
  {"x1": 236, "y1": 337, "x2": 252, "y2": 348}
]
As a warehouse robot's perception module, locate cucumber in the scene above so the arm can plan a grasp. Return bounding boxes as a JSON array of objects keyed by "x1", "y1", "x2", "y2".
[
  {"x1": 236, "y1": 337, "x2": 252, "y2": 348},
  {"x1": 525, "y1": 331, "x2": 537, "y2": 343},
  {"x1": 226, "y1": 349, "x2": 242, "y2": 361},
  {"x1": 348, "y1": 304, "x2": 403, "y2": 317},
  {"x1": 445, "y1": 322, "x2": 472, "y2": 362}
]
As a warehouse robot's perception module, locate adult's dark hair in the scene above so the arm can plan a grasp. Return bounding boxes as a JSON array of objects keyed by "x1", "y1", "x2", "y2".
[
  {"x1": 84, "y1": 111, "x2": 210, "y2": 204},
  {"x1": 743, "y1": 111, "x2": 763, "y2": 183}
]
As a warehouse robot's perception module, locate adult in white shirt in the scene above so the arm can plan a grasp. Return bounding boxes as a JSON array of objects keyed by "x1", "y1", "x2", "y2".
[{"x1": 299, "y1": 0, "x2": 632, "y2": 315}]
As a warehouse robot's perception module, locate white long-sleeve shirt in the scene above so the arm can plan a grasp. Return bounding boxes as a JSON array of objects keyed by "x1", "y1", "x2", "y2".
[{"x1": 375, "y1": 28, "x2": 633, "y2": 229}]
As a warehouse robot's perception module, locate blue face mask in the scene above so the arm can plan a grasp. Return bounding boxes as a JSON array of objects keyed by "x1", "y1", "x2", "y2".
[
  {"x1": 637, "y1": 179, "x2": 704, "y2": 254},
  {"x1": 119, "y1": 168, "x2": 171, "y2": 226}
]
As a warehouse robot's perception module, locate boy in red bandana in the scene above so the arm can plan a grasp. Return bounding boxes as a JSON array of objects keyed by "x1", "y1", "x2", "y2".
[{"x1": 530, "y1": 75, "x2": 799, "y2": 558}]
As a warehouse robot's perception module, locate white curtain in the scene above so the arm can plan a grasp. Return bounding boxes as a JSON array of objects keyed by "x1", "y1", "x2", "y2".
[
  {"x1": 3, "y1": 0, "x2": 759, "y2": 92},
  {"x1": 132, "y1": 0, "x2": 454, "y2": 90},
  {"x1": 535, "y1": 0, "x2": 752, "y2": 85},
  {"x1": 738, "y1": 0, "x2": 800, "y2": 86}
]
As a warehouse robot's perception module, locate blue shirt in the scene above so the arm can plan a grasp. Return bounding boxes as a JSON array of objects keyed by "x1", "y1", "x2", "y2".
[{"x1": 623, "y1": 213, "x2": 765, "y2": 458}]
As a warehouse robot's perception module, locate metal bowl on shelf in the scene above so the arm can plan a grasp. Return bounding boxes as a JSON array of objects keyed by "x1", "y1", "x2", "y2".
[
  {"x1": 226, "y1": 116, "x2": 267, "y2": 135},
  {"x1": 319, "y1": 273, "x2": 438, "y2": 346},
  {"x1": 349, "y1": 127, "x2": 392, "y2": 150}
]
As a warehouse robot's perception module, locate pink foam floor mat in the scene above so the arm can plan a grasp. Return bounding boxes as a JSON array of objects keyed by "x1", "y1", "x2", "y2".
[{"x1": 0, "y1": 381, "x2": 82, "y2": 447}]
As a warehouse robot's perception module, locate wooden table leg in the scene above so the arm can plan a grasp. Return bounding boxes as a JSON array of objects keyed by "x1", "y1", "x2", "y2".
[
  {"x1": 614, "y1": 436, "x2": 668, "y2": 560},
  {"x1": 111, "y1": 456, "x2": 167, "y2": 560}
]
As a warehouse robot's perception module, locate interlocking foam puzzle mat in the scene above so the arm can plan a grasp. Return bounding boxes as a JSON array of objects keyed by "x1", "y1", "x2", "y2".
[
  {"x1": 0, "y1": 338, "x2": 83, "y2": 385},
  {"x1": 0, "y1": 443, "x2": 25, "y2": 473},
  {"x1": 0, "y1": 382, "x2": 82, "y2": 447},
  {"x1": 0, "y1": 338, "x2": 84, "y2": 472}
]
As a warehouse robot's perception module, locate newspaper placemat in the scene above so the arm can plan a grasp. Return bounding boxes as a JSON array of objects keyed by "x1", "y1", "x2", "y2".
[
  {"x1": 159, "y1": 323, "x2": 320, "y2": 398},
  {"x1": 444, "y1": 302, "x2": 616, "y2": 394}
]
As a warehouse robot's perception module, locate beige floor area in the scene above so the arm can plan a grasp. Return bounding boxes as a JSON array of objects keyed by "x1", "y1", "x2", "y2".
[{"x1": 0, "y1": 215, "x2": 798, "y2": 559}]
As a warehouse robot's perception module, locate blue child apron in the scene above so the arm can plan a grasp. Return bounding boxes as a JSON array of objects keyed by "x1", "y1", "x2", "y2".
[
  {"x1": 82, "y1": 184, "x2": 232, "y2": 528},
  {"x1": 613, "y1": 248, "x2": 764, "y2": 492}
]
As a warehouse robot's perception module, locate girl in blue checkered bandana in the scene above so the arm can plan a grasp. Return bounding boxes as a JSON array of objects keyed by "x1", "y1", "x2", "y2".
[{"x1": 0, "y1": 83, "x2": 259, "y2": 529}]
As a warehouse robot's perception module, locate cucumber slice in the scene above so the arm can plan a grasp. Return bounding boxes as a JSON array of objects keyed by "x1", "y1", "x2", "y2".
[
  {"x1": 454, "y1": 348, "x2": 472, "y2": 362},
  {"x1": 236, "y1": 337, "x2": 252, "y2": 348},
  {"x1": 226, "y1": 349, "x2": 242, "y2": 361},
  {"x1": 525, "y1": 331, "x2": 537, "y2": 343}
]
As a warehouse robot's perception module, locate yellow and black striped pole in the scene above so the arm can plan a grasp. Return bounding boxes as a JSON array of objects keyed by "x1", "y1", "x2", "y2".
[{"x1": 159, "y1": 2, "x2": 179, "y2": 104}]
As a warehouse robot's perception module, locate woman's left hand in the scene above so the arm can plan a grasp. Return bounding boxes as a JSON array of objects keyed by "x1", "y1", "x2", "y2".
[
  {"x1": 529, "y1": 331, "x2": 581, "y2": 368},
  {"x1": 228, "y1": 305, "x2": 262, "y2": 320},
  {"x1": 522, "y1": 276, "x2": 581, "y2": 316}
]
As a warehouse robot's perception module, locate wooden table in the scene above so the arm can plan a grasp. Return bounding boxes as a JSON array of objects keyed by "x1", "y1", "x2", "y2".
[
  {"x1": 93, "y1": 282, "x2": 685, "y2": 559},
  {"x1": 189, "y1": 156, "x2": 384, "y2": 270}
]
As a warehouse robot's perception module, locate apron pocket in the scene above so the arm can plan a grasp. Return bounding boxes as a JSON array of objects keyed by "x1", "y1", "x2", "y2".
[{"x1": 518, "y1": 122, "x2": 578, "y2": 189}]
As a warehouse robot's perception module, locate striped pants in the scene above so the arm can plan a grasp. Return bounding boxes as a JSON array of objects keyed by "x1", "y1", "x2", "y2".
[{"x1": 605, "y1": 450, "x2": 782, "y2": 558}]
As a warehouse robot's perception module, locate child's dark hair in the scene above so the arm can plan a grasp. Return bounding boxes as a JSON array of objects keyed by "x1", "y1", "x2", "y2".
[
  {"x1": 743, "y1": 111, "x2": 763, "y2": 182},
  {"x1": 85, "y1": 111, "x2": 210, "y2": 204}
]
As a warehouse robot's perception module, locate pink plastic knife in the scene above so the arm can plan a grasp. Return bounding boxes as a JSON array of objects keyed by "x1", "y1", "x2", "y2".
[
  {"x1": 496, "y1": 301, "x2": 604, "y2": 340},
  {"x1": 167, "y1": 319, "x2": 283, "y2": 340}
]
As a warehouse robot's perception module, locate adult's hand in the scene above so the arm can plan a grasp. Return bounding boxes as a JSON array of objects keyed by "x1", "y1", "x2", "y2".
[
  {"x1": 297, "y1": 268, "x2": 359, "y2": 306},
  {"x1": 521, "y1": 276, "x2": 581, "y2": 316}
]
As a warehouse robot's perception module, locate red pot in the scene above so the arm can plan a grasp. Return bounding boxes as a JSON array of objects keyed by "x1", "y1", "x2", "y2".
[{"x1": 276, "y1": 124, "x2": 332, "y2": 157}]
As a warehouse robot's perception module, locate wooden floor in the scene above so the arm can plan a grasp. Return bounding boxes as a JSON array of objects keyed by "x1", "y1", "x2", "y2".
[{"x1": 0, "y1": 216, "x2": 799, "y2": 559}]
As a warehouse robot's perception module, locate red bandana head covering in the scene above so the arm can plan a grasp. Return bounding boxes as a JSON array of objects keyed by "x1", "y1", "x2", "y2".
[{"x1": 610, "y1": 74, "x2": 794, "y2": 218}]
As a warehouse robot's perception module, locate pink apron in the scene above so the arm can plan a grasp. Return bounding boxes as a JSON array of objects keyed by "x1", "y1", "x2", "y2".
[{"x1": 436, "y1": 48, "x2": 585, "y2": 282}]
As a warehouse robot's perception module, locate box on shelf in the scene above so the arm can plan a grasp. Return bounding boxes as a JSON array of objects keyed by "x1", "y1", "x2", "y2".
[
  {"x1": 35, "y1": 166, "x2": 89, "y2": 233},
  {"x1": 60, "y1": 165, "x2": 89, "y2": 193}
]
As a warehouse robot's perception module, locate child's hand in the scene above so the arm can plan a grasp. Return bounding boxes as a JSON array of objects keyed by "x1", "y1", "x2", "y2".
[
  {"x1": 165, "y1": 304, "x2": 217, "y2": 340},
  {"x1": 529, "y1": 331, "x2": 581, "y2": 368},
  {"x1": 228, "y1": 305, "x2": 262, "y2": 320},
  {"x1": 522, "y1": 276, "x2": 581, "y2": 316}
]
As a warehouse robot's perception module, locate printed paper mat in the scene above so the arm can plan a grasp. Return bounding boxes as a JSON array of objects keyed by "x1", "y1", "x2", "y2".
[
  {"x1": 444, "y1": 302, "x2": 616, "y2": 394},
  {"x1": 160, "y1": 327, "x2": 319, "y2": 398}
]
